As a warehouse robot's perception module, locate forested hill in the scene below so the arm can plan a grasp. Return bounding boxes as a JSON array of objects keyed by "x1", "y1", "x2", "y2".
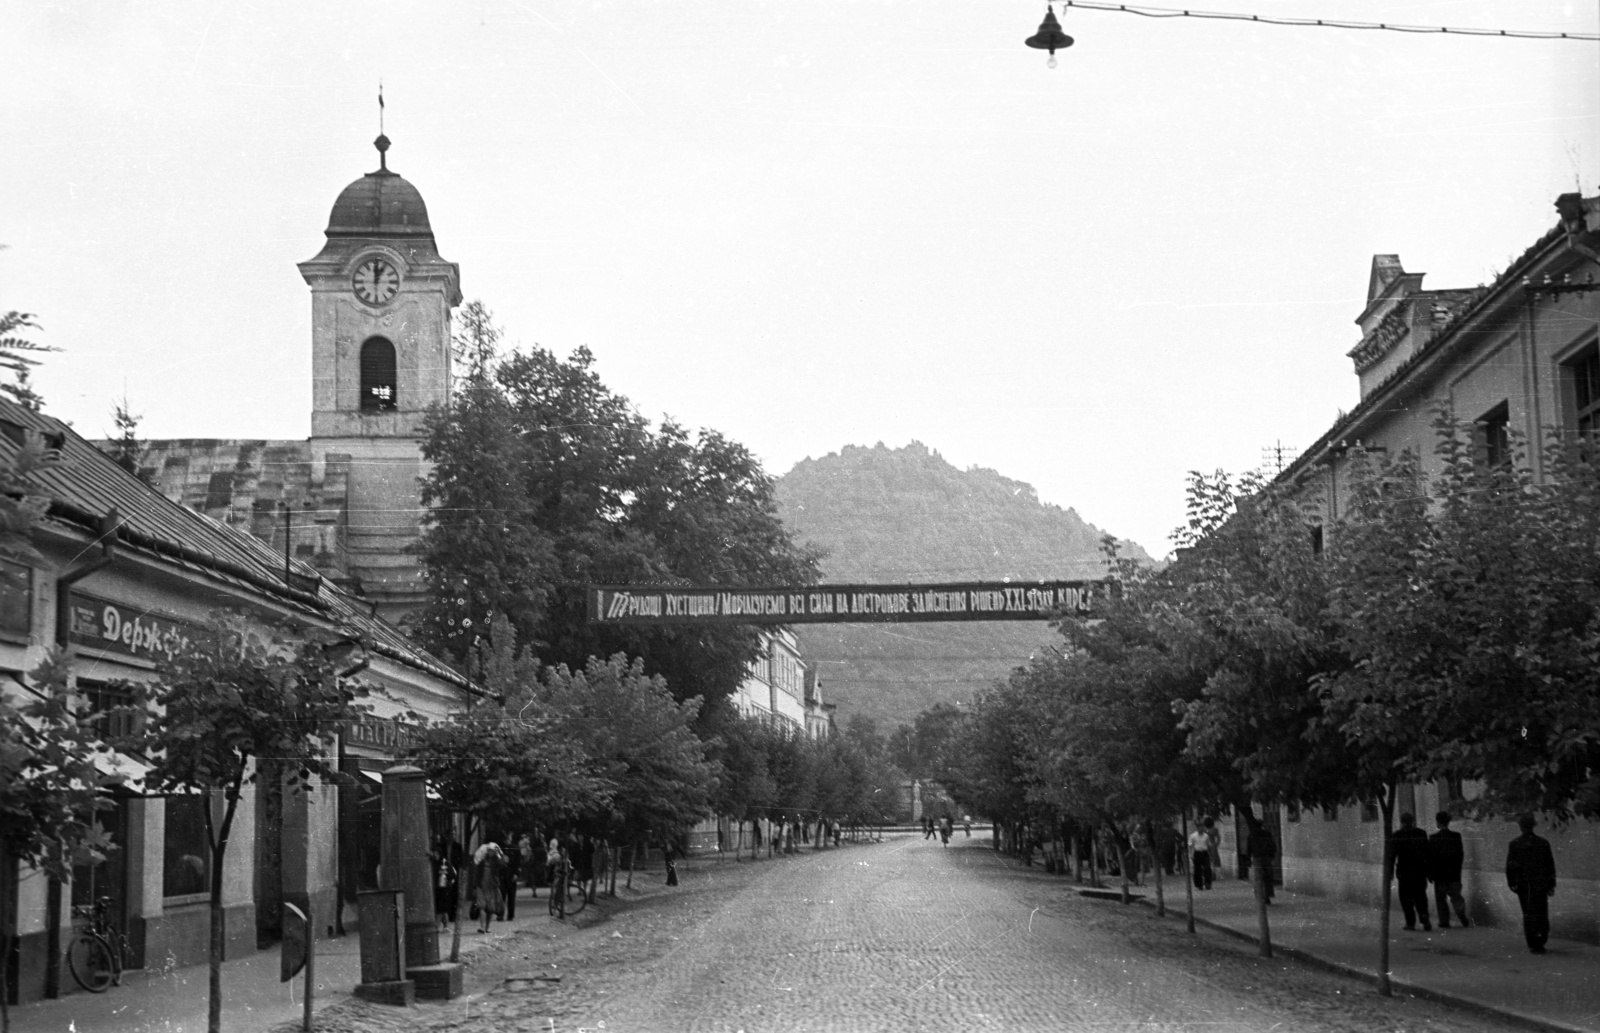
[{"x1": 774, "y1": 442, "x2": 1153, "y2": 731}]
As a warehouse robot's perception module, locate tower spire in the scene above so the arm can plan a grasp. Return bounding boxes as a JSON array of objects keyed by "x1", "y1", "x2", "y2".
[{"x1": 375, "y1": 81, "x2": 390, "y2": 172}]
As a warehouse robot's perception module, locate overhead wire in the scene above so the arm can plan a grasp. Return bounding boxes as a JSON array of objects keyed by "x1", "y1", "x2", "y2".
[{"x1": 1055, "y1": 0, "x2": 1600, "y2": 41}]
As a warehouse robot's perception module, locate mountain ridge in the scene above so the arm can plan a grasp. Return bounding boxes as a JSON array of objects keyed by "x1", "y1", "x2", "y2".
[{"x1": 774, "y1": 441, "x2": 1150, "y2": 731}]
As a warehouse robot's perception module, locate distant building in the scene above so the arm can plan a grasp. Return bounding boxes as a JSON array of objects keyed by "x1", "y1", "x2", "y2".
[
  {"x1": 803, "y1": 668, "x2": 836, "y2": 740},
  {"x1": 1267, "y1": 190, "x2": 1600, "y2": 940},
  {"x1": 730, "y1": 628, "x2": 810, "y2": 733},
  {"x1": 127, "y1": 136, "x2": 460, "y2": 625}
]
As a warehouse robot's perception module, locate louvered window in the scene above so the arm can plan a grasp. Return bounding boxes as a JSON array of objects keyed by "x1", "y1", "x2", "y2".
[{"x1": 360, "y1": 337, "x2": 398, "y2": 412}]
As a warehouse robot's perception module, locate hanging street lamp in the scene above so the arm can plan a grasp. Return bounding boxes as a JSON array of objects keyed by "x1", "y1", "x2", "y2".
[{"x1": 1025, "y1": 4, "x2": 1075, "y2": 68}]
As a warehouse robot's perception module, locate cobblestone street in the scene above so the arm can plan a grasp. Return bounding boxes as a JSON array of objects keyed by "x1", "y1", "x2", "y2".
[{"x1": 282, "y1": 833, "x2": 1524, "y2": 1033}]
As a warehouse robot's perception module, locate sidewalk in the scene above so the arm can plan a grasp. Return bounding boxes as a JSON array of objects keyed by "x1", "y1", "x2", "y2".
[
  {"x1": 6, "y1": 887, "x2": 560, "y2": 1033},
  {"x1": 1140, "y1": 877, "x2": 1600, "y2": 1033}
]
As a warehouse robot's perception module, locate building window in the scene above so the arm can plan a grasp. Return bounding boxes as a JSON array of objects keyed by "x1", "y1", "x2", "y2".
[
  {"x1": 1322, "y1": 805, "x2": 1338, "y2": 822},
  {"x1": 1566, "y1": 346, "x2": 1600, "y2": 438},
  {"x1": 0, "y1": 557, "x2": 31, "y2": 643},
  {"x1": 163, "y1": 794, "x2": 212, "y2": 899},
  {"x1": 1308, "y1": 524, "x2": 1324, "y2": 558},
  {"x1": 1478, "y1": 402, "x2": 1510, "y2": 469},
  {"x1": 359, "y1": 337, "x2": 398, "y2": 412},
  {"x1": 1285, "y1": 802, "x2": 1300, "y2": 823},
  {"x1": 80, "y1": 680, "x2": 142, "y2": 741},
  {"x1": 1360, "y1": 799, "x2": 1379, "y2": 823}
]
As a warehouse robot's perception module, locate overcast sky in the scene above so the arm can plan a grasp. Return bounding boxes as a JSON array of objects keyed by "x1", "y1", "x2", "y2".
[{"x1": 5, "y1": 1, "x2": 1596, "y2": 559}]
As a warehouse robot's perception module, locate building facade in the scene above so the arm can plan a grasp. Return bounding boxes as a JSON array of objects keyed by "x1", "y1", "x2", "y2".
[
  {"x1": 730, "y1": 628, "x2": 811, "y2": 732},
  {"x1": 1270, "y1": 190, "x2": 1600, "y2": 941},
  {"x1": 2, "y1": 398, "x2": 473, "y2": 1004}
]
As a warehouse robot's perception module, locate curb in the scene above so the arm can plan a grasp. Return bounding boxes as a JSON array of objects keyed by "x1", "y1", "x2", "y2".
[{"x1": 1130, "y1": 895, "x2": 1592, "y2": 1033}]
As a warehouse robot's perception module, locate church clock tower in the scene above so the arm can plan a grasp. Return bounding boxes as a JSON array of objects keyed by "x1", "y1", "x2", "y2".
[{"x1": 298, "y1": 134, "x2": 461, "y2": 621}]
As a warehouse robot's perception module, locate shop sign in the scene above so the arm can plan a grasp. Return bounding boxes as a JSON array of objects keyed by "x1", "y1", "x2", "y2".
[
  {"x1": 67, "y1": 593, "x2": 200, "y2": 661},
  {"x1": 342, "y1": 713, "x2": 423, "y2": 752},
  {"x1": 587, "y1": 580, "x2": 1112, "y2": 626}
]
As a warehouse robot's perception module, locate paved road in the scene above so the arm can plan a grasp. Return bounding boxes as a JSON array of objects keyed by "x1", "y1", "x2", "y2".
[
  {"x1": 287, "y1": 833, "x2": 1517, "y2": 1033},
  {"x1": 563, "y1": 834, "x2": 1509, "y2": 1033}
]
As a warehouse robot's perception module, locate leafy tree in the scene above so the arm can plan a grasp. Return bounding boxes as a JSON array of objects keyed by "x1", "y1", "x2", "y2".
[
  {"x1": 537, "y1": 653, "x2": 719, "y2": 843},
  {"x1": 121, "y1": 619, "x2": 372, "y2": 1033},
  {"x1": 401, "y1": 617, "x2": 605, "y2": 957},
  {"x1": 415, "y1": 340, "x2": 820, "y2": 718},
  {"x1": 0, "y1": 655, "x2": 122, "y2": 1033},
  {"x1": 0, "y1": 309, "x2": 56, "y2": 411}
]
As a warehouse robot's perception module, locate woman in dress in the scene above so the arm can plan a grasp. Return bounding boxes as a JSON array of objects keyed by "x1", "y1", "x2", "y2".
[{"x1": 473, "y1": 840, "x2": 507, "y2": 933}]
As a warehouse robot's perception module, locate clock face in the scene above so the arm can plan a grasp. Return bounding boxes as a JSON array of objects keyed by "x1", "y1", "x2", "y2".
[{"x1": 353, "y1": 259, "x2": 400, "y2": 305}]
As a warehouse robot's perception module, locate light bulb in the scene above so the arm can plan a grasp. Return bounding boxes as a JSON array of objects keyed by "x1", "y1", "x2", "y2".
[{"x1": 1047, "y1": 53, "x2": 1058, "y2": 69}]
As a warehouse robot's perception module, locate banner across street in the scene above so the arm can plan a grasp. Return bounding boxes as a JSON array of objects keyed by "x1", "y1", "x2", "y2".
[{"x1": 586, "y1": 580, "x2": 1111, "y2": 626}]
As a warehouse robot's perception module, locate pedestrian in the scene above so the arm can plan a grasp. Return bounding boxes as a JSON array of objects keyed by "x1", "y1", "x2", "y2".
[
  {"x1": 939, "y1": 815, "x2": 952, "y2": 846},
  {"x1": 473, "y1": 839, "x2": 506, "y2": 934},
  {"x1": 1187, "y1": 821, "x2": 1214, "y2": 890},
  {"x1": 1505, "y1": 813, "x2": 1556, "y2": 954},
  {"x1": 544, "y1": 829, "x2": 563, "y2": 888},
  {"x1": 1389, "y1": 811, "x2": 1431, "y2": 931},
  {"x1": 499, "y1": 833, "x2": 522, "y2": 920},
  {"x1": 1203, "y1": 816, "x2": 1221, "y2": 877},
  {"x1": 963, "y1": 815, "x2": 971, "y2": 838},
  {"x1": 431, "y1": 834, "x2": 461, "y2": 928},
  {"x1": 1428, "y1": 811, "x2": 1470, "y2": 929},
  {"x1": 923, "y1": 816, "x2": 934, "y2": 840}
]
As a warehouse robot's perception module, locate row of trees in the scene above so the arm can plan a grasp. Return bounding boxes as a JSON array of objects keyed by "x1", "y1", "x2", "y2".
[{"x1": 911, "y1": 413, "x2": 1600, "y2": 993}]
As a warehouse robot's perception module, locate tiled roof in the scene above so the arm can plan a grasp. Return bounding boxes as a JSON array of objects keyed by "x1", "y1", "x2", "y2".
[{"x1": 2, "y1": 399, "x2": 472, "y2": 692}]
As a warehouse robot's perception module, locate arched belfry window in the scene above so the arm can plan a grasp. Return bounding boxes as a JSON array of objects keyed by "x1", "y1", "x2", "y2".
[{"x1": 360, "y1": 337, "x2": 398, "y2": 412}]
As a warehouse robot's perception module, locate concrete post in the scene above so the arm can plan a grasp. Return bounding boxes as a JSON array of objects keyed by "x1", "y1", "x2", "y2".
[
  {"x1": 380, "y1": 765, "x2": 437, "y2": 967},
  {"x1": 379, "y1": 765, "x2": 462, "y2": 999}
]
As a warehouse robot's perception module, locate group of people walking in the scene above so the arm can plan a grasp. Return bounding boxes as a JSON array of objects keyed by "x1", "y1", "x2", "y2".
[
  {"x1": 430, "y1": 828, "x2": 602, "y2": 934},
  {"x1": 1393, "y1": 809, "x2": 1558, "y2": 953}
]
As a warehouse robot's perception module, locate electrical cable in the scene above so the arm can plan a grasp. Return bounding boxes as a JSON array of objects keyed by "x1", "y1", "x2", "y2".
[{"x1": 1058, "y1": 0, "x2": 1600, "y2": 42}]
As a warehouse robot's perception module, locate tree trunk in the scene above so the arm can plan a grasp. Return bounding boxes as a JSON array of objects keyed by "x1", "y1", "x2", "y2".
[
  {"x1": 1148, "y1": 821, "x2": 1166, "y2": 918},
  {"x1": 625, "y1": 841, "x2": 637, "y2": 891},
  {"x1": 1, "y1": 928, "x2": 12, "y2": 1033},
  {"x1": 1377, "y1": 784, "x2": 1396, "y2": 997},
  {"x1": 1182, "y1": 810, "x2": 1196, "y2": 935},
  {"x1": 1243, "y1": 809, "x2": 1273, "y2": 959},
  {"x1": 206, "y1": 788, "x2": 240, "y2": 1033}
]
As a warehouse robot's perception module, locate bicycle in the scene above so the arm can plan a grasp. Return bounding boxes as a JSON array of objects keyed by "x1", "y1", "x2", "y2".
[
  {"x1": 67, "y1": 897, "x2": 125, "y2": 993},
  {"x1": 546, "y1": 856, "x2": 588, "y2": 920}
]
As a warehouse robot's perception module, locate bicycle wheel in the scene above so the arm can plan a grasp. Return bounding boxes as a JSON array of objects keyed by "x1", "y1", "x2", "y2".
[
  {"x1": 68, "y1": 932, "x2": 116, "y2": 993},
  {"x1": 567, "y1": 875, "x2": 589, "y2": 915}
]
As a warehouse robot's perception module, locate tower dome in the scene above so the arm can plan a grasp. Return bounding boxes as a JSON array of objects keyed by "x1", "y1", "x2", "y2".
[{"x1": 324, "y1": 135, "x2": 434, "y2": 238}]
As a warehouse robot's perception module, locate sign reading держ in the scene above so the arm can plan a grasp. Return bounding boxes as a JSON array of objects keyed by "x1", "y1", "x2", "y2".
[
  {"x1": 67, "y1": 593, "x2": 201, "y2": 661},
  {"x1": 587, "y1": 580, "x2": 1110, "y2": 626}
]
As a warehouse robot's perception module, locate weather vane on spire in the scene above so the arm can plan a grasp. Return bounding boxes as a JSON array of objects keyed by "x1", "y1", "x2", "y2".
[{"x1": 375, "y1": 80, "x2": 390, "y2": 172}]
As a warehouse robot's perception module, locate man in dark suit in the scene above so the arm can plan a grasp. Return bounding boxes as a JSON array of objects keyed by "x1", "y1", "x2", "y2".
[
  {"x1": 1429, "y1": 811, "x2": 1470, "y2": 928},
  {"x1": 1389, "y1": 811, "x2": 1431, "y2": 931},
  {"x1": 1506, "y1": 813, "x2": 1557, "y2": 953}
]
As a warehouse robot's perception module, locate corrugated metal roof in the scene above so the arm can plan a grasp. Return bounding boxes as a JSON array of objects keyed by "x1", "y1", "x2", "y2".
[{"x1": 3, "y1": 399, "x2": 473, "y2": 692}]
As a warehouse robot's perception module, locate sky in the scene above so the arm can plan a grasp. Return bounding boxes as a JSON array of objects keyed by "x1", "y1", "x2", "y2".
[{"x1": 4, "y1": 0, "x2": 1596, "y2": 559}]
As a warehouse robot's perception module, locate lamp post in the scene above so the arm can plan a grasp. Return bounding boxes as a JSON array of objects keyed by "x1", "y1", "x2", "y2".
[{"x1": 1025, "y1": 4, "x2": 1075, "y2": 68}]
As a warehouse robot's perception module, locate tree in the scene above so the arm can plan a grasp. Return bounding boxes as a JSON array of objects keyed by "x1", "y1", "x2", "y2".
[
  {"x1": 401, "y1": 617, "x2": 606, "y2": 958},
  {"x1": 122, "y1": 619, "x2": 372, "y2": 1033},
  {"x1": 0, "y1": 655, "x2": 122, "y2": 1033},
  {"x1": 451, "y1": 298, "x2": 502, "y2": 384},
  {"x1": 104, "y1": 395, "x2": 148, "y2": 482},
  {"x1": 537, "y1": 653, "x2": 719, "y2": 841},
  {"x1": 415, "y1": 339, "x2": 820, "y2": 718},
  {"x1": 0, "y1": 309, "x2": 57, "y2": 411}
]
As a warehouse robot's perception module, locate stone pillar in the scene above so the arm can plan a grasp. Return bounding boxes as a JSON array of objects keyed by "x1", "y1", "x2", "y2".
[
  {"x1": 380, "y1": 766, "x2": 437, "y2": 967},
  {"x1": 380, "y1": 765, "x2": 462, "y2": 999}
]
